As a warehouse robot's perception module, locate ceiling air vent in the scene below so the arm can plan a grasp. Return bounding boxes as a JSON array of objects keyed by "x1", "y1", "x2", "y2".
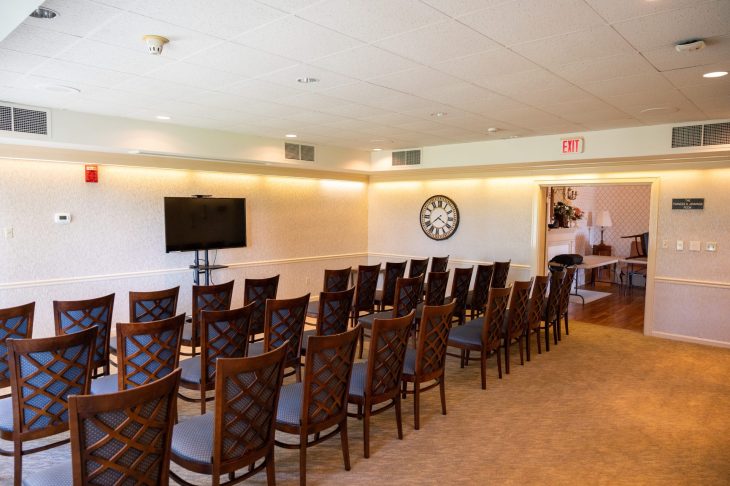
[
  {"x1": 284, "y1": 142, "x2": 315, "y2": 161},
  {"x1": 671, "y1": 125, "x2": 702, "y2": 148},
  {"x1": 392, "y1": 149, "x2": 421, "y2": 166},
  {"x1": 702, "y1": 122, "x2": 730, "y2": 146},
  {"x1": 0, "y1": 102, "x2": 50, "y2": 136}
]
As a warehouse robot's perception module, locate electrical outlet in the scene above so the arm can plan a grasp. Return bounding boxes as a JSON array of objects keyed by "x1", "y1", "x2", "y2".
[
  {"x1": 662, "y1": 239, "x2": 668, "y2": 249},
  {"x1": 706, "y1": 241, "x2": 718, "y2": 252},
  {"x1": 689, "y1": 240, "x2": 701, "y2": 252},
  {"x1": 676, "y1": 240, "x2": 684, "y2": 251},
  {"x1": 3, "y1": 227, "x2": 13, "y2": 239}
]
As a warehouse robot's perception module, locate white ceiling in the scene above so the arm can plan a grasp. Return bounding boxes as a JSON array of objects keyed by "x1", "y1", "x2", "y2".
[{"x1": 0, "y1": 0, "x2": 728, "y2": 151}]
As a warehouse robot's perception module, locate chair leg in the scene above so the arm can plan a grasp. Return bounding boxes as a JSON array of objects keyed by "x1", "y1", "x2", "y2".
[
  {"x1": 296, "y1": 362, "x2": 302, "y2": 383},
  {"x1": 557, "y1": 315, "x2": 562, "y2": 341},
  {"x1": 544, "y1": 321, "x2": 550, "y2": 352},
  {"x1": 201, "y1": 388, "x2": 206, "y2": 415},
  {"x1": 504, "y1": 337, "x2": 510, "y2": 375},
  {"x1": 363, "y1": 406, "x2": 371, "y2": 458},
  {"x1": 395, "y1": 396, "x2": 404, "y2": 438},
  {"x1": 465, "y1": 350, "x2": 471, "y2": 366},
  {"x1": 299, "y1": 430, "x2": 307, "y2": 486},
  {"x1": 553, "y1": 319, "x2": 559, "y2": 345},
  {"x1": 14, "y1": 440, "x2": 21, "y2": 486},
  {"x1": 265, "y1": 449, "x2": 276, "y2": 486},
  {"x1": 537, "y1": 327, "x2": 542, "y2": 354},
  {"x1": 518, "y1": 336, "x2": 524, "y2": 365},
  {"x1": 565, "y1": 313, "x2": 570, "y2": 335},
  {"x1": 480, "y1": 350, "x2": 487, "y2": 390},
  {"x1": 340, "y1": 419, "x2": 351, "y2": 470},
  {"x1": 496, "y1": 348, "x2": 503, "y2": 379},
  {"x1": 459, "y1": 348, "x2": 465, "y2": 368},
  {"x1": 401, "y1": 379, "x2": 407, "y2": 399},
  {"x1": 439, "y1": 376, "x2": 447, "y2": 416},
  {"x1": 358, "y1": 329, "x2": 364, "y2": 359},
  {"x1": 413, "y1": 380, "x2": 420, "y2": 430},
  {"x1": 526, "y1": 331, "x2": 531, "y2": 362}
]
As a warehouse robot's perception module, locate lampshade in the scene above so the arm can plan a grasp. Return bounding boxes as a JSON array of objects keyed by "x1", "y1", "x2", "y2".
[{"x1": 594, "y1": 210, "x2": 612, "y2": 227}]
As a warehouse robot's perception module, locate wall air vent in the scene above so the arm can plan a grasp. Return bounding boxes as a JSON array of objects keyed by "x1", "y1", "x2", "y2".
[
  {"x1": 672, "y1": 121, "x2": 730, "y2": 148},
  {"x1": 392, "y1": 149, "x2": 421, "y2": 166},
  {"x1": 284, "y1": 142, "x2": 315, "y2": 161},
  {"x1": 0, "y1": 102, "x2": 50, "y2": 136},
  {"x1": 702, "y1": 122, "x2": 730, "y2": 146}
]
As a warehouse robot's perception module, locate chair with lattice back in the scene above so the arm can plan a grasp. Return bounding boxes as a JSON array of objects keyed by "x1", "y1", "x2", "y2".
[
  {"x1": 416, "y1": 271, "x2": 450, "y2": 319},
  {"x1": 430, "y1": 255, "x2": 449, "y2": 273},
  {"x1": 244, "y1": 275, "x2": 279, "y2": 342},
  {"x1": 171, "y1": 346, "x2": 287, "y2": 486},
  {"x1": 276, "y1": 326, "x2": 360, "y2": 485},
  {"x1": 183, "y1": 280, "x2": 234, "y2": 356},
  {"x1": 351, "y1": 263, "x2": 381, "y2": 326},
  {"x1": 408, "y1": 258, "x2": 429, "y2": 278},
  {"x1": 53, "y1": 294, "x2": 115, "y2": 378},
  {"x1": 90, "y1": 314, "x2": 185, "y2": 395},
  {"x1": 0, "y1": 327, "x2": 96, "y2": 486},
  {"x1": 307, "y1": 267, "x2": 352, "y2": 318},
  {"x1": 446, "y1": 267, "x2": 473, "y2": 325},
  {"x1": 467, "y1": 264, "x2": 494, "y2": 320},
  {"x1": 556, "y1": 266, "x2": 577, "y2": 341},
  {"x1": 0, "y1": 302, "x2": 34, "y2": 399},
  {"x1": 179, "y1": 304, "x2": 253, "y2": 414},
  {"x1": 503, "y1": 280, "x2": 532, "y2": 374},
  {"x1": 524, "y1": 275, "x2": 549, "y2": 362},
  {"x1": 542, "y1": 269, "x2": 565, "y2": 352},
  {"x1": 401, "y1": 301, "x2": 456, "y2": 430},
  {"x1": 22, "y1": 368, "x2": 181, "y2": 486},
  {"x1": 373, "y1": 261, "x2": 407, "y2": 312},
  {"x1": 302, "y1": 287, "x2": 355, "y2": 355},
  {"x1": 491, "y1": 260, "x2": 511, "y2": 288}
]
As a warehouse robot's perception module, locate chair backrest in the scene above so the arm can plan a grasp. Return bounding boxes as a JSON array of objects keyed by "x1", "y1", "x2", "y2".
[
  {"x1": 323, "y1": 267, "x2": 352, "y2": 292},
  {"x1": 366, "y1": 311, "x2": 415, "y2": 402},
  {"x1": 558, "y1": 266, "x2": 577, "y2": 314},
  {"x1": 353, "y1": 263, "x2": 381, "y2": 316},
  {"x1": 415, "y1": 301, "x2": 456, "y2": 379},
  {"x1": 316, "y1": 287, "x2": 355, "y2": 336},
  {"x1": 472, "y1": 264, "x2": 495, "y2": 312},
  {"x1": 129, "y1": 286, "x2": 179, "y2": 323},
  {"x1": 430, "y1": 255, "x2": 449, "y2": 273},
  {"x1": 54, "y1": 293, "x2": 115, "y2": 374},
  {"x1": 7, "y1": 327, "x2": 96, "y2": 438},
  {"x1": 116, "y1": 314, "x2": 184, "y2": 390},
  {"x1": 0, "y1": 302, "x2": 34, "y2": 389},
  {"x1": 244, "y1": 275, "x2": 280, "y2": 336},
  {"x1": 69, "y1": 369, "x2": 180, "y2": 485},
  {"x1": 408, "y1": 258, "x2": 429, "y2": 278},
  {"x1": 545, "y1": 270, "x2": 565, "y2": 322},
  {"x1": 491, "y1": 261, "x2": 511, "y2": 288},
  {"x1": 201, "y1": 304, "x2": 254, "y2": 393},
  {"x1": 450, "y1": 267, "x2": 473, "y2": 322},
  {"x1": 380, "y1": 261, "x2": 407, "y2": 307},
  {"x1": 264, "y1": 294, "x2": 310, "y2": 368},
  {"x1": 301, "y1": 326, "x2": 360, "y2": 428},
  {"x1": 392, "y1": 275, "x2": 424, "y2": 318},
  {"x1": 527, "y1": 275, "x2": 549, "y2": 330},
  {"x1": 505, "y1": 281, "x2": 532, "y2": 340},
  {"x1": 213, "y1": 346, "x2": 287, "y2": 477},
  {"x1": 192, "y1": 280, "x2": 235, "y2": 344},
  {"x1": 482, "y1": 287, "x2": 511, "y2": 351},
  {"x1": 424, "y1": 271, "x2": 449, "y2": 306}
]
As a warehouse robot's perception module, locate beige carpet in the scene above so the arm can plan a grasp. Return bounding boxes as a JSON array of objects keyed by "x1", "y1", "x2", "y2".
[
  {"x1": 2, "y1": 321, "x2": 729, "y2": 485},
  {"x1": 569, "y1": 289, "x2": 611, "y2": 304}
]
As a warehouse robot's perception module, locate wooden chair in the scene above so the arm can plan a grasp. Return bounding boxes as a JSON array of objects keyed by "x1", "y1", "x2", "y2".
[
  {"x1": 430, "y1": 255, "x2": 449, "y2": 273},
  {"x1": 23, "y1": 369, "x2": 181, "y2": 486},
  {"x1": 445, "y1": 267, "x2": 473, "y2": 325},
  {"x1": 524, "y1": 275, "x2": 549, "y2": 362},
  {"x1": 0, "y1": 302, "x2": 34, "y2": 399},
  {"x1": 53, "y1": 293, "x2": 115, "y2": 377},
  {"x1": 542, "y1": 269, "x2": 565, "y2": 352},
  {"x1": 248, "y1": 294, "x2": 310, "y2": 382},
  {"x1": 183, "y1": 281, "x2": 234, "y2": 356},
  {"x1": 556, "y1": 266, "x2": 577, "y2": 341},
  {"x1": 467, "y1": 264, "x2": 494, "y2": 319},
  {"x1": 348, "y1": 311, "x2": 414, "y2": 457},
  {"x1": 448, "y1": 287, "x2": 510, "y2": 389},
  {"x1": 302, "y1": 287, "x2": 355, "y2": 355},
  {"x1": 306, "y1": 267, "x2": 352, "y2": 317},
  {"x1": 503, "y1": 281, "x2": 532, "y2": 374},
  {"x1": 350, "y1": 263, "x2": 381, "y2": 326},
  {"x1": 0, "y1": 328, "x2": 96, "y2": 486},
  {"x1": 244, "y1": 275, "x2": 280, "y2": 342},
  {"x1": 179, "y1": 304, "x2": 253, "y2": 414},
  {"x1": 491, "y1": 260, "x2": 511, "y2": 288},
  {"x1": 91, "y1": 314, "x2": 185, "y2": 395},
  {"x1": 358, "y1": 275, "x2": 423, "y2": 359},
  {"x1": 416, "y1": 271, "x2": 450, "y2": 318},
  {"x1": 408, "y1": 258, "x2": 429, "y2": 278},
  {"x1": 401, "y1": 301, "x2": 456, "y2": 430},
  {"x1": 171, "y1": 347, "x2": 286, "y2": 486},
  {"x1": 275, "y1": 327, "x2": 360, "y2": 486},
  {"x1": 373, "y1": 261, "x2": 406, "y2": 311}
]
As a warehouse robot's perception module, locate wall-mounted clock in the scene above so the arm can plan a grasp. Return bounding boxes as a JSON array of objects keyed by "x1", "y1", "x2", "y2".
[{"x1": 420, "y1": 195, "x2": 459, "y2": 240}]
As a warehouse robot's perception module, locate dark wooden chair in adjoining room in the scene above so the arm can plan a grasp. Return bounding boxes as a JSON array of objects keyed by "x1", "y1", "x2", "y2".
[
  {"x1": 447, "y1": 287, "x2": 510, "y2": 389},
  {"x1": 415, "y1": 271, "x2": 450, "y2": 320},
  {"x1": 445, "y1": 267, "x2": 473, "y2": 326},
  {"x1": 348, "y1": 311, "x2": 413, "y2": 457},
  {"x1": 275, "y1": 326, "x2": 360, "y2": 486},
  {"x1": 620, "y1": 232, "x2": 649, "y2": 294},
  {"x1": 248, "y1": 294, "x2": 310, "y2": 382},
  {"x1": 524, "y1": 275, "x2": 549, "y2": 362},
  {"x1": 491, "y1": 260, "x2": 511, "y2": 288},
  {"x1": 301, "y1": 287, "x2": 355, "y2": 356},
  {"x1": 401, "y1": 301, "x2": 456, "y2": 430},
  {"x1": 53, "y1": 293, "x2": 115, "y2": 377},
  {"x1": 306, "y1": 267, "x2": 352, "y2": 318},
  {"x1": 556, "y1": 266, "x2": 577, "y2": 341},
  {"x1": 244, "y1": 275, "x2": 280, "y2": 343},
  {"x1": 542, "y1": 269, "x2": 565, "y2": 352},
  {"x1": 357, "y1": 275, "x2": 423, "y2": 359},
  {"x1": 23, "y1": 369, "x2": 181, "y2": 486},
  {"x1": 183, "y1": 280, "x2": 235, "y2": 356},
  {"x1": 408, "y1": 258, "x2": 429, "y2": 278},
  {"x1": 466, "y1": 264, "x2": 494, "y2": 320},
  {"x1": 170, "y1": 346, "x2": 286, "y2": 486},
  {"x1": 91, "y1": 313, "x2": 185, "y2": 395},
  {"x1": 350, "y1": 263, "x2": 381, "y2": 326},
  {"x1": 0, "y1": 327, "x2": 96, "y2": 486},
  {"x1": 373, "y1": 261, "x2": 406, "y2": 312},
  {"x1": 502, "y1": 280, "x2": 533, "y2": 374},
  {"x1": 0, "y1": 302, "x2": 35, "y2": 399},
  {"x1": 430, "y1": 255, "x2": 449, "y2": 273},
  {"x1": 179, "y1": 304, "x2": 253, "y2": 414}
]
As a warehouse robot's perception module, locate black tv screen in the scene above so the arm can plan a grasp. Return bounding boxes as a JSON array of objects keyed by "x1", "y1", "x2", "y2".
[{"x1": 164, "y1": 197, "x2": 246, "y2": 252}]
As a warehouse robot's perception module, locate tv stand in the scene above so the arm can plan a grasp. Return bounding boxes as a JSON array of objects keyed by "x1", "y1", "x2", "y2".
[{"x1": 190, "y1": 249, "x2": 228, "y2": 285}]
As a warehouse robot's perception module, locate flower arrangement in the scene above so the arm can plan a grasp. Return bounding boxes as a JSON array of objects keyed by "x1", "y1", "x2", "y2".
[{"x1": 552, "y1": 201, "x2": 583, "y2": 228}]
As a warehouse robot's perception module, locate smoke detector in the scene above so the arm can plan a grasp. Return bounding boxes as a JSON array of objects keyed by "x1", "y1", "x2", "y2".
[
  {"x1": 675, "y1": 39, "x2": 705, "y2": 53},
  {"x1": 143, "y1": 35, "x2": 169, "y2": 55}
]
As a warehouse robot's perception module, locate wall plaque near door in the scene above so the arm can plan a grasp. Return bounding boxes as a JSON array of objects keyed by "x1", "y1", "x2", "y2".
[
  {"x1": 672, "y1": 198, "x2": 704, "y2": 210},
  {"x1": 420, "y1": 195, "x2": 459, "y2": 240}
]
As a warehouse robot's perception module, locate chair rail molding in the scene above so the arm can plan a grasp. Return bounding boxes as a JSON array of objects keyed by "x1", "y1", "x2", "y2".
[{"x1": 653, "y1": 276, "x2": 730, "y2": 290}]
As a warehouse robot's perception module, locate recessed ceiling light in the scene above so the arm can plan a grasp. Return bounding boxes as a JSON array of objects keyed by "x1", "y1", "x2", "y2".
[
  {"x1": 703, "y1": 71, "x2": 728, "y2": 78},
  {"x1": 487, "y1": 127, "x2": 499, "y2": 133},
  {"x1": 372, "y1": 148, "x2": 383, "y2": 151},
  {"x1": 296, "y1": 77, "x2": 319, "y2": 84},
  {"x1": 509, "y1": 135, "x2": 519, "y2": 139},
  {"x1": 431, "y1": 112, "x2": 447, "y2": 117},
  {"x1": 285, "y1": 134, "x2": 297, "y2": 138},
  {"x1": 639, "y1": 107, "x2": 678, "y2": 115},
  {"x1": 156, "y1": 115, "x2": 171, "y2": 120},
  {"x1": 29, "y1": 7, "x2": 58, "y2": 19},
  {"x1": 36, "y1": 83, "x2": 80, "y2": 94},
  {"x1": 128, "y1": 150, "x2": 140, "y2": 154}
]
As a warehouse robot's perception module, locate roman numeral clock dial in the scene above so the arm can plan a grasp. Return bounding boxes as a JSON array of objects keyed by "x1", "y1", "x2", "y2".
[{"x1": 420, "y1": 195, "x2": 460, "y2": 241}]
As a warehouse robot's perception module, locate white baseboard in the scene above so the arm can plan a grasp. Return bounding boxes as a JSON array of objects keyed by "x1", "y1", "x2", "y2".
[{"x1": 651, "y1": 330, "x2": 730, "y2": 349}]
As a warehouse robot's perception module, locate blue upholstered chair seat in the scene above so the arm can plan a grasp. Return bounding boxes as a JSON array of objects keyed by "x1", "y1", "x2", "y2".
[
  {"x1": 358, "y1": 311, "x2": 391, "y2": 329},
  {"x1": 247, "y1": 341, "x2": 264, "y2": 356},
  {"x1": 21, "y1": 462, "x2": 72, "y2": 486},
  {"x1": 300, "y1": 329, "x2": 316, "y2": 353},
  {"x1": 276, "y1": 382, "x2": 303, "y2": 426},
  {"x1": 179, "y1": 357, "x2": 202, "y2": 384},
  {"x1": 90, "y1": 374, "x2": 118, "y2": 395},
  {"x1": 171, "y1": 412, "x2": 214, "y2": 465},
  {"x1": 0, "y1": 397, "x2": 12, "y2": 432},
  {"x1": 402, "y1": 348, "x2": 416, "y2": 376},
  {"x1": 448, "y1": 324, "x2": 482, "y2": 347},
  {"x1": 463, "y1": 317, "x2": 484, "y2": 329},
  {"x1": 348, "y1": 362, "x2": 367, "y2": 399}
]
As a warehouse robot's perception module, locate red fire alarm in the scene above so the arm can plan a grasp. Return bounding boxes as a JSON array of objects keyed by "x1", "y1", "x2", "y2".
[{"x1": 85, "y1": 164, "x2": 98, "y2": 183}]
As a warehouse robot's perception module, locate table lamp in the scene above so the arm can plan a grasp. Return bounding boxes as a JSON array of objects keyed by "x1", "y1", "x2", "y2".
[{"x1": 594, "y1": 210, "x2": 612, "y2": 245}]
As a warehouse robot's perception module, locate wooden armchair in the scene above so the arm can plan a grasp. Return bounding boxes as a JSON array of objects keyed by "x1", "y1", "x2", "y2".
[{"x1": 0, "y1": 302, "x2": 34, "y2": 398}]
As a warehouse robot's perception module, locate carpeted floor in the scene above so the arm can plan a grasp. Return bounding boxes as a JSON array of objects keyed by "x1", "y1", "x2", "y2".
[
  {"x1": 2, "y1": 321, "x2": 729, "y2": 485},
  {"x1": 569, "y1": 289, "x2": 611, "y2": 304}
]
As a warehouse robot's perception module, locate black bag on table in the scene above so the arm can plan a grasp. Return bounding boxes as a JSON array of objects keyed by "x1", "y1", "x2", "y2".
[{"x1": 550, "y1": 254, "x2": 583, "y2": 267}]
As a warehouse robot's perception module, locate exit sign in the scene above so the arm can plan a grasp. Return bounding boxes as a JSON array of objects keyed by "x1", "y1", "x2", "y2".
[{"x1": 561, "y1": 137, "x2": 584, "y2": 154}]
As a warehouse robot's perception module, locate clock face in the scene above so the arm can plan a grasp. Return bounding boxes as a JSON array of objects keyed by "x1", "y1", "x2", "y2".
[{"x1": 420, "y1": 195, "x2": 459, "y2": 240}]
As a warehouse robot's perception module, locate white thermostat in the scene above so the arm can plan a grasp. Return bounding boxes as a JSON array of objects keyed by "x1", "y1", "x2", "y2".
[{"x1": 54, "y1": 213, "x2": 71, "y2": 224}]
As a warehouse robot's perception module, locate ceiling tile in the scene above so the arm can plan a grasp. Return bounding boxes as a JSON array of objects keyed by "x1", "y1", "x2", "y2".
[
  {"x1": 145, "y1": 61, "x2": 241, "y2": 90},
  {"x1": 417, "y1": 82, "x2": 524, "y2": 113},
  {"x1": 311, "y1": 45, "x2": 421, "y2": 80},
  {"x1": 582, "y1": 72, "x2": 675, "y2": 98},
  {"x1": 32, "y1": 59, "x2": 133, "y2": 88},
  {"x1": 0, "y1": 70, "x2": 23, "y2": 88},
  {"x1": 275, "y1": 92, "x2": 350, "y2": 111},
  {"x1": 254, "y1": 0, "x2": 326, "y2": 13},
  {"x1": 314, "y1": 102, "x2": 390, "y2": 119},
  {"x1": 281, "y1": 110, "x2": 345, "y2": 125},
  {"x1": 663, "y1": 62, "x2": 730, "y2": 88},
  {"x1": 184, "y1": 42, "x2": 297, "y2": 78},
  {"x1": 56, "y1": 39, "x2": 171, "y2": 74},
  {"x1": 584, "y1": 0, "x2": 704, "y2": 23},
  {"x1": 478, "y1": 68, "x2": 575, "y2": 97},
  {"x1": 643, "y1": 35, "x2": 730, "y2": 71},
  {"x1": 604, "y1": 88, "x2": 694, "y2": 112},
  {"x1": 24, "y1": 0, "x2": 123, "y2": 37},
  {"x1": 556, "y1": 52, "x2": 657, "y2": 85},
  {"x1": 218, "y1": 79, "x2": 306, "y2": 100},
  {"x1": 257, "y1": 64, "x2": 356, "y2": 92},
  {"x1": 434, "y1": 48, "x2": 538, "y2": 84},
  {"x1": 0, "y1": 24, "x2": 80, "y2": 57},
  {"x1": 0, "y1": 48, "x2": 49, "y2": 73},
  {"x1": 369, "y1": 67, "x2": 464, "y2": 97},
  {"x1": 419, "y1": 0, "x2": 507, "y2": 18},
  {"x1": 582, "y1": 119, "x2": 644, "y2": 131},
  {"x1": 515, "y1": 85, "x2": 595, "y2": 109},
  {"x1": 113, "y1": 76, "x2": 201, "y2": 101}
]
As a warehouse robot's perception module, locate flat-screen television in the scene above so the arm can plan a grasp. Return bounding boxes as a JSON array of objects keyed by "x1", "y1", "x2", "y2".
[{"x1": 164, "y1": 197, "x2": 246, "y2": 253}]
